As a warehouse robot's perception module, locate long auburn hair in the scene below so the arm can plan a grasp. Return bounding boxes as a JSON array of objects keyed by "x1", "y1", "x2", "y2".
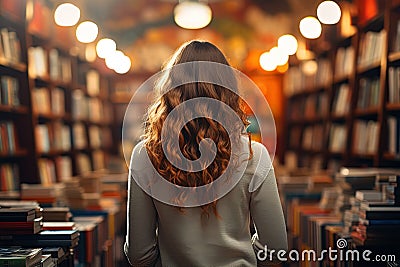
[{"x1": 143, "y1": 40, "x2": 251, "y2": 218}]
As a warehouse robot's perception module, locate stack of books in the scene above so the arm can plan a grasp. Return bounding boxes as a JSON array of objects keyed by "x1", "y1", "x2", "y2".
[
  {"x1": 0, "y1": 205, "x2": 43, "y2": 235},
  {"x1": 20, "y1": 183, "x2": 67, "y2": 206},
  {"x1": 63, "y1": 178, "x2": 101, "y2": 210},
  {"x1": 347, "y1": 174, "x2": 400, "y2": 248},
  {"x1": 0, "y1": 201, "x2": 79, "y2": 266},
  {"x1": 42, "y1": 207, "x2": 72, "y2": 222},
  {"x1": 0, "y1": 247, "x2": 42, "y2": 267},
  {"x1": 352, "y1": 201, "x2": 400, "y2": 247}
]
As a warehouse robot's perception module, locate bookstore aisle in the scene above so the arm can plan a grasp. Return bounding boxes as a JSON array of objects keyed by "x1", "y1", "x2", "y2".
[{"x1": 1, "y1": 0, "x2": 400, "y2": 266}]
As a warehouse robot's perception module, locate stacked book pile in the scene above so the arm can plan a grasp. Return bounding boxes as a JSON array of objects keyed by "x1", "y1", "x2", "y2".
[
  {"x1": 0, "y1": 204, "x2": 43, "y2": 235},
  {"x1": 349, "y1": 175, "x2": 400, "y2": 248},
  {"x1": 20, "y1": 183, "x2": 67, "y2": 207},
  {"x1": 0, "y1": 201, "x2": 79, "y2": 266},
  {"x1": 319, "y1": 187, "x2": 340, "y2": 210},
  {"x1": 63, "y1": 177, "x2": 101, "y2": 210},
  {"x1": 351, "y1": 200, "x2": 400, "y2": 247},
  {"x1": 42, "y1": 207, "x2": 72, "y2": 222},
  {"x1": 334, "y1": 168, "x2": 377, "y2": 221},
  {"x1": 0, "y1": 247, "x2": 43, "y2": 267}
]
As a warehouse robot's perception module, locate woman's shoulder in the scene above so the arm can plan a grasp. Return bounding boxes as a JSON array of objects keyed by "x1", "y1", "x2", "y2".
[
  {"x1": 129, "y1": 140, "x2": 152, "y2": 171},
  {"x1": 246, "y1": 140, "x2": 274, "y2": 192}
]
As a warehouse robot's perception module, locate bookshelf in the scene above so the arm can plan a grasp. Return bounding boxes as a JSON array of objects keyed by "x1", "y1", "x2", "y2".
[
  {"x1": 0, "y1": 0, "x2": 115, "y2": 193},
  {"x1": 284, "y1": 0, "x2": 400, "y2": 170}
]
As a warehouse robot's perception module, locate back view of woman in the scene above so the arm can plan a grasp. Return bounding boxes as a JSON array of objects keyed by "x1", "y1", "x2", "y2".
[{"x1": 124, "y1": 40, "x2": 288, "y2": 266}]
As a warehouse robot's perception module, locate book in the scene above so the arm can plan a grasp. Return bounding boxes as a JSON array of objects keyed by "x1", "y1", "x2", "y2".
[
  {"x1": 28, "y1": 46, "x2": 47, "y2": 78},
  {"x1": 0, "y1": 28, "x2": 12, "y2": 62},
  {"x1": 357, "y1": 77, "x2": 380, "y2": 109},
  {"x1": 387, "y1": 116, "x2": 399, "y2": 155},
  {"x1": 40, "y1": 254, "x2": 54, "y2": 267},
  {"x1": 89, "y1": 126, "x2": 101, "y2": 149},
  {"x1": 355, "y1": 190, "x2": 382, "y2": 201},
  {"x1": 359, "y1": 209, "x2": 400, "y2": 220},
  {"x1": 352, "y1": 120, "x2": 379, "y2": 154},
  {"x1": 55, "y1": 157, "x2": 72, "y2": 182},
  {"x1": 36, "y1": 230, "x2": 79, "y2": 240},
  {"x1": 388, "y1": 67, "x2": 400, "y2": 104},
  {"x1": 329, "y1": 124, "x2": 347, "y2": 153},
  {"x1": 0, "y1": 76, "x2": 20, "y2": 107},
  {"x1": 335, "y1": 46, "x2": 354, "y2": 78},
  {"x1": 42, "y1": 222, "x2": 75, "y2": 231},
  {"x1": 0, "y1": 216, "x2": 43, "y2": 234},
  {"x1": 0, "y1": 163, "x2": 19, "y2": 191},
  {"x1": 71, "y1": 90, "x2": 87, "y2": 120},
  {"x1": 50, "y1": 88, "x2": 65, "y2": 115},
  {"x1": 32, "y1": 88, "x2": 51, "y2": 115},
  {"x1": 72, "y1": 123, "x2": 87, "y2": 149},
  {"x1": 0, "y1": 247, "x2": 42, "y2": 267},
  {"x1": 394, "y1": 19, "x2": 400, "y2": 52},
  {"x1": 0, "y1": 207, "x2": 36, "y2": 222},
  {"x1": 41, "y1": 247, "x2": 66, "y2": 263},
  {"x1": 0, "y1": 121, "x2": 18, "y2": 153},
  {"x1": 35, "y1": 124, "x2": 50, "y2": 153},
  {"x1": 76, "y1": 154, "x2": 91, "y2": 175},
  {"x1": 86, "y1": 70, "x2": 100, "y2": 96},
  {"x1": 37, "y1": 159, "x2": 56, "y2": 185},
  {"x1": 358, "y1": 30, "x2": 386, "y2": 68},
  {"x1": 0, "y1": 230, "x2": 79, "y2": 248},
  {"x1": 92, "y1": 150, "x2": 105, "y2": 171},
  {"x1": 332, "y1": 84, "x2": 350, "y2": 116}
]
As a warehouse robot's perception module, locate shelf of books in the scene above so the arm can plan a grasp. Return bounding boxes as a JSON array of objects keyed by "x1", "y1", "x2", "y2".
[
  {"x1": 275, "y1": 164, "x2": 400, "y2": 267},
  {"x1": 0, "y1": 1, "x2": 128, "y2": 266},
  {"x1": 284, "y1": 0, "x2": 400, "y2": 170}
]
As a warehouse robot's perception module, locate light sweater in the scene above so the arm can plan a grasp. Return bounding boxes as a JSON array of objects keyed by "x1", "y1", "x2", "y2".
[{"x1": 124, "y1": 139, "x2": 288, "y2": 267}]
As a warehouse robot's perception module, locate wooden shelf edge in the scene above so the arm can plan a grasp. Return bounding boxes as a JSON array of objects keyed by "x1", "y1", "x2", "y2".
[
  {"x1": 0, "y1": 150, "x2": 28, "y2": 158},
  {"x1": 0, "y1": 58, "x2": 27, "y2": 72},
  {"x1": 37, "y1": 150, "x2": 73, "y2": 157},
  {"x1": 386, "y1": 103, "x2": 400, "y2": 111},
  {"x1": 351, "y1": 153, "x2": 375, "y2": 159},
  {"x1": 333, "y1": 75, "x2": 350, "y2": 84},
  {"x1": 388, "y1": 51, "x2": 400, "y2": 63},
  {"x1": 354, "y1": 108, "x2": 379, "y2": 117},
  {"x1": 0, "y1": 105, "x2": 29, "y2": 114},
  {"x1": 383, "y1": 153, "x2": 400, "y2": 161},
  {"x1": 357, "y1": 61, "x2": 381, "y2": 74}
]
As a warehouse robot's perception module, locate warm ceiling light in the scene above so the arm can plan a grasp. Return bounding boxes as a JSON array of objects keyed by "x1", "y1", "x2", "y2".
[
  {"x1": 278, "y1": 34, "x2": 298, "y2": 56},
  {"x1": 76, "y1": 21, "x2": 98, "y2": 43},
  {"x1": 96, "y1": 38, "x2": 117, "y2": 59},
  {"x1": 299, "y1": 16, "x2": 322, "y2": 39},
  {"x1": 105, "y1": 50, "x2": 124, "y2": 70},
  {"x1": 114, "y1": 55, "x2": 132, "y2": 74},
  {"x1": 259, "y1": 52, "x2": 277, "y2": 72},
  {"x1": 54, "y1": 3, "x2": 80, "y2": 26},
  {"x1": 174, "y1": 1, "x2": 212, "y2": 29},
  {"x1": 269, "y1": 47, "x2": 289, "y2": 66},
  {"x1": 302, "y1": 60, "x2": 318, "y2": 76},
  {"x1": 317, "y1": 1, "x2": 341, "y2": 25}
]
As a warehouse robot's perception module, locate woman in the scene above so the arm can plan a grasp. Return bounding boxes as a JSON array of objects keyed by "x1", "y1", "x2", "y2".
[{"x1": 125, "y1": 40, "x2": 288, "y2": 266}]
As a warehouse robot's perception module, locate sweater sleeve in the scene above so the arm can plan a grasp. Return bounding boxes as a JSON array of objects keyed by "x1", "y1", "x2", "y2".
[
  {"x1": 250, "y1": 168, "x2": 288, "y2": 266},
  {"x1": 124, "y1": 172, "x2": 160, "y2": 267}
]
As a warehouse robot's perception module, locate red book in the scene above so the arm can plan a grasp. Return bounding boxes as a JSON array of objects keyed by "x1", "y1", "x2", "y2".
[
  {"x1": 42, "y1": 222, "x2": 76, "y2": 231},
  {"x1": 0, "y1": 216, "x2": 43, "y2": 234}
]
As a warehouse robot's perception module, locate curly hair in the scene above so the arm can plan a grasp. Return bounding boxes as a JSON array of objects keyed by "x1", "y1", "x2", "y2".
[{"x1": 143, "y1": 40, "x2": 251, "y2": 218}]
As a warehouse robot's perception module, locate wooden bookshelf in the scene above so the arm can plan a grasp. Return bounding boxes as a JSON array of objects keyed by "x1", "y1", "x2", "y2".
[
  {"x1": 284, "y1": 0, "x2": 400, "y2": 169},
  {"x1": 0, "y1": 0, "x2": 116, "y2": 190}
]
